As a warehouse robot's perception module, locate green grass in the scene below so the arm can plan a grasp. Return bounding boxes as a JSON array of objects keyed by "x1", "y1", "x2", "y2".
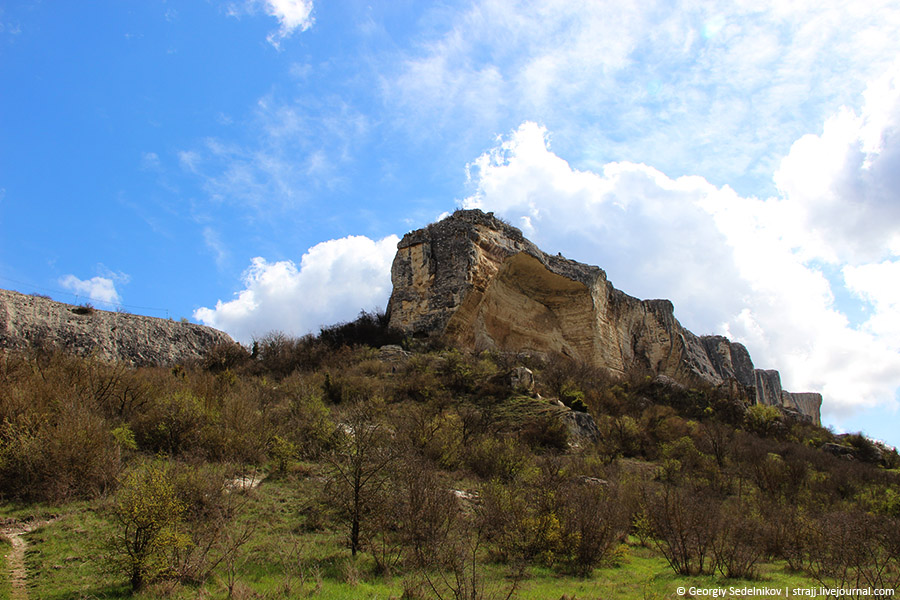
[
  {"x1": 0, "y1": 536, "x2": 11, "y2": 600},
  {"x1": 21, "y1": 501, "x2": 127, "y2": 600},
  {"x1": 13, "y1": 474, "x2": 840, "y2": 600}
]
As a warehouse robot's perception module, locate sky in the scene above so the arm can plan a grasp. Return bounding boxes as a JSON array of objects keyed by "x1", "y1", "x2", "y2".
[{"x1": 2, "y1": 0, "x2": 899, "y2": 446}]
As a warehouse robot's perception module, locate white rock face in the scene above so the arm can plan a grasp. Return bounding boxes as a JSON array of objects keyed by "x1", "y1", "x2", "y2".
[
  {"x1": 387, "y1": 209, "x2": 822, "y2": 425},
  {"x1": 0, "y1": 288, "x2": 236, "y2": 366}
]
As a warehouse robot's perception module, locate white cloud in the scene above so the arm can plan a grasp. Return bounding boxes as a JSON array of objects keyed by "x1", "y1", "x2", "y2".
[
  {"x1": 59, "y1": 275, "x2": 122, "y2": 306},
  {"x1": 140, "y1": 152, "x2": 161, "y2": 171},
  {"x1": 463, "y1": 120, "x2": 900, "y2": 419},
  {"x1": 226, "y1": 0, "x2": 313, "y2": 47},
  {"x1": 844, "y1": 260, "x2": 900, "y2": 342},
  {"x1": 463, "y1": 122, "x2": 743, "y2": 329},
  {"x1": 388, "y1": 0, "x2": 900, "y2": 191},
  {"x1": 194, "y1": 234, "x2": 399, "y2": 344},
  {"x1": 263, "y1": 0, "x2": 314, "y2": 47},
  {"x1": 179, "y1": 95, "x2": 367, "y2": 215},
  {"x1": 202, "y1": 227, "x2": 229, "y2": 268},
  {"x1": 774, "y1": 60, "x2": 900, "y2": 265}
]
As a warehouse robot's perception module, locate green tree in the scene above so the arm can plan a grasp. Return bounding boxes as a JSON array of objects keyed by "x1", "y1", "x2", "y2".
[{"x1": 110, "y1": 462, "x2": 186, "y2": 591}]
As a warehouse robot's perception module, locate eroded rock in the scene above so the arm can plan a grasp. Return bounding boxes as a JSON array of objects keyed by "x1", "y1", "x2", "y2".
[
  {"x1": 0, "y1": 288, "x2": 236, "y2": 366},
  {"x1": 386, "y1": 209, "x2": 822, "y2": 425}
]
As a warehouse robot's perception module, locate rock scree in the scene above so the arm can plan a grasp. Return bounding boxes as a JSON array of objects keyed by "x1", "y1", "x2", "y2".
[{"x1": 386, "y1": 209, "x2": 822, "y2": 425}]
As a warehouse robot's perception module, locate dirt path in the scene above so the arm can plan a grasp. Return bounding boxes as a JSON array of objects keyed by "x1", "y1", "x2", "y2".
[{"x1": 1, "y1": 519, "x2": 54, "y2": 600}]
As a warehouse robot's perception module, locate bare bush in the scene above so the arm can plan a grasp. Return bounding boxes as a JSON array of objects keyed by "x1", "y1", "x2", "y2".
[
  {"x1": 324, "y1": 401, "x2": 396, "y2": 556},
  {"x1": 0, "y1": 402, "x2": 121, "y2": 501},
  {"x1": 557, "y1": 479, "x2": 629, "y2": 576},
  {"x1": 646, "y1": 483, "x2": 719, "y2": 575},
  {"x1": 712, "y1": 498, "x2": 764, "y2": 579},
  {"x1": 806, "y1": 511, "x2": 900, "y2": 596},
  {"x1": 422, "y1": 519, "x2": 522, "y2": 600},
  {"x1": 393, "y1": 458, "x2": 459, "y2": 572},
  {"x1": 132, "y1": 390, "x2": 213, "y2": 456}
]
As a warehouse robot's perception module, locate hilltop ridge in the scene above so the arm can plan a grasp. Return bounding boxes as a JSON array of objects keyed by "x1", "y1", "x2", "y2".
[
  {"x1": 0, "y1": 288, "x2": 235, "y2": 366},
  {"x1": 387, "y1": 209, "x2": 822, "y2": 424}
]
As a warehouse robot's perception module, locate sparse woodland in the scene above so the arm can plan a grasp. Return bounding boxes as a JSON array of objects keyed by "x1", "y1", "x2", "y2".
[{"x1": 1, "y1": 311, "x2": 898, "y2": 599}]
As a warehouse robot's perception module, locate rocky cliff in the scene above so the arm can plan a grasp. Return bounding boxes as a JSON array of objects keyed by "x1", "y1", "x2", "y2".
[
  {"x1": 0, "y1": 288, "x2": 235, "y2": 366},
  {"x1": 387, "y1": 210, "x2": 822, "y2": 425}
]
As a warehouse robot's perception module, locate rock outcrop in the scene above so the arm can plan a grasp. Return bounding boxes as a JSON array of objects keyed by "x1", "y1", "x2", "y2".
[
  {"x1": 0, "y1": 288, "x2": 235, "y2": 366},
  {"x1": 387, "y1": 209, "x2": 822, "y2": 425}
]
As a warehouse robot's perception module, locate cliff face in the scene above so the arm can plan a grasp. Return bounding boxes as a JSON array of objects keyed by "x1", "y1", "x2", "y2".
[
  {"x1": 0, "y1": 289, "x2": 235, "y2": 367},
  {"x1": 387, "y1": 210, "x2": 822, "y2": 425}
]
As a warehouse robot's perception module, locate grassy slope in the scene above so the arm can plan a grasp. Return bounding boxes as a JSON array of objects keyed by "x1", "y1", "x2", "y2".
[
  {"x1": 16, "y1": 473, "x2": 832, "y2": 600},
  {"x1": 0, "y1": 536, "x2": 9, "y2": 600}
]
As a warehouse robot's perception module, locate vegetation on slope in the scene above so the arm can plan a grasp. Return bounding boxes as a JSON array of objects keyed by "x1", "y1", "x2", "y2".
[{"x1": 0, "y1": 310, "x2": 898, "y2": 598}]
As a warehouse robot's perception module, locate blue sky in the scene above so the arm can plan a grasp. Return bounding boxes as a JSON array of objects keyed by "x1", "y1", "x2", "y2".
[{"x1": 2, "y1": 0, "x2": 899, "y2": 446}]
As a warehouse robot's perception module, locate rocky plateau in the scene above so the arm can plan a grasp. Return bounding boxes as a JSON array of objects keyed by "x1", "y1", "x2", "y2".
[{"x1": 0, "y1": 288, "x2": 235, "y2": 367}]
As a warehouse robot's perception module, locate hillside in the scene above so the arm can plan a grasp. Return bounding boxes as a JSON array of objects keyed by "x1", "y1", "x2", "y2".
[
  {"x1": 0, "y1": 214, "x2": 897, "y2": 599},
  {"x1": 0, "y1": 328, "x2": 897, "y2": 599},
  {"x1": 0, "y1": 288, "x2": 235, "y2": 366}
]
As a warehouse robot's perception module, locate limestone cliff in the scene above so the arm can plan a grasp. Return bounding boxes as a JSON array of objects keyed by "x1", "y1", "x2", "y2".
[
  {"x1": 0, "y1": 288, "x2": 235, "y2": 366},
  {"x1": 387, "y1": 210, "x2": 822, "y2": 425}
]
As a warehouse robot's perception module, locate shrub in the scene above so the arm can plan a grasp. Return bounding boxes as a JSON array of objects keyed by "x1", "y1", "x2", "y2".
[
  {"x1": 712, "y1": 498, "x2": 764, "y2": 579},
  {"x1": 560, "y1": 383, "x2": 587, "y2": 412},
  {"x1": 212, "y1": 385, "x2": 269, "y2": 463},
  {"x1": 479, "y1": 480, "x2": 535, "y2": 564},
  {"x1": 744, "y1": 404, "x2": 783, "y2": 438},
  {"x1": 372, "y1": 457, "x2": 458, "y2": 574},
  {"x1": 71, "y1": 303, "x2": 95, "y2": 315},
  {"x1": 109, "y1": 461, "x2": 188, "y2": 591},
  {"x1": 249, "y1": 331, "x2": 328, "y2": 377},
  {"x1": 167, "y1": 462, "x2": 254, "y2": 585},
  {"x1": 660, "y1": 436, "x2": 707, "y2": 474},
  {"x1": 269, "y1": 434, "x2": 298, "y2": 473},
  {"x1": 843, "y1": 433, "x2": 883, "y2": 465},
  {"x1": 202, "y1": 342, "x2": 251, "y2": 373},
  {"x1": 0, "y1": 404, "x2": 121, "y2": 501},
  {"x1": 518, "y1": 412, "x2": 570, "y2": 452},
  {"x1": 466, "y1": 436, "x2": 531, "y2": 482},
  {"x1": 646, "y1": 483, "x2": 720, "y2": 575},
  {"x1": 597, "y1": 414, "x2": 642, "y2": 459},
  {"x1": 806, "y1": 510, "x2": 900, "y2": 594},
  {"x1": 132, "y1": 390, "x2": 213, "y2": 457},
  {"x1": 557, "y1": 480, "x2": 629, "y2": 576},
  {"x1": 435, "y1": 349, "x2": 502, "y2": 397},
  {"x1": 318, "y1": 309, "x2": 405, "y2": 349}
]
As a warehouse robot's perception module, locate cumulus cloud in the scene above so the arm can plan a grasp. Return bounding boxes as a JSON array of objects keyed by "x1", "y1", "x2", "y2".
[
  {"x1": 227, "y1": 0, "x2": 313, "y2": 47},
  {"x1": 59, "y1": 275, "x2": 123, "y2": 305},
  {"x1": 263, "y1": 0, "x2": 313, "y2": 42},
  {"x1": 194, "y1": 234, "x2": 399, "y2": 344},
  {"x1": 774, "y1": 60, "x2": 900, "y2": 264},
  {"x1": 463, "y1": 120, "x2": 900, "y2": 418},
  {"x1": 844, "y1": 260, "x2": 900, "y2": 342}
]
